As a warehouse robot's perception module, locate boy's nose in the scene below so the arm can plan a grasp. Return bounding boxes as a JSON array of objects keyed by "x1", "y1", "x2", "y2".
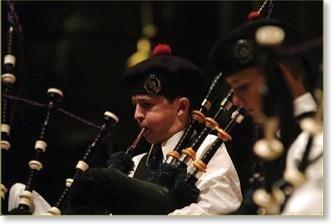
[{"x1": 134, "y1": 105, "x2": 145, "y2": 123}]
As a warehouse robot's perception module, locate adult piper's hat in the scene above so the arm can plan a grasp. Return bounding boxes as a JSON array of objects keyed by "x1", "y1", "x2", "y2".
[{"x1": 209, "y1": 18, "x2": 303, "y2": 77}]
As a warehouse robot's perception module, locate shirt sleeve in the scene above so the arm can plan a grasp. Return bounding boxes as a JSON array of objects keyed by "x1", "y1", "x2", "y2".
[{"x1": 168, "y1": 135, "x2": 243, "y2": 215}]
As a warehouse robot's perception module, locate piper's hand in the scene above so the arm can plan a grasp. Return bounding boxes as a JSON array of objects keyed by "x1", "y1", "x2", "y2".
[
  {"x1": 154, "y1": 163, "x2": 182, "y2": 188},
  {"x1": 108, "y1": 151, "x2": 134, "y2": 175},
  {"x1": 166, "y1": 172, "x2": 200, "y2": 208}
]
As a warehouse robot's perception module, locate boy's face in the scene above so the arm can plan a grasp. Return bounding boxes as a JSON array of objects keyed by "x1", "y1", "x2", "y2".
[
  {"x1": 225, "y1": 66, "x2": 266, "y2": 123},
  {"x1": 131, "y1": 94, "x2": 186, "y2": 144}
]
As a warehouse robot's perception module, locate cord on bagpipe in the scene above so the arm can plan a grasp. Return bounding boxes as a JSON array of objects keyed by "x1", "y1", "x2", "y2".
[{"x1": 2, "y1": 93, "x2": 103, "y2": 131}]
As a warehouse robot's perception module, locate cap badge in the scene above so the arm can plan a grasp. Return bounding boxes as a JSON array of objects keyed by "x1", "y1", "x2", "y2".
[
  {"x1": 234, "y1": 39, "x2": 254, "y2": 65},
  {"x1": 144, "y1": 74, "x2": 162, "y2": 95}
]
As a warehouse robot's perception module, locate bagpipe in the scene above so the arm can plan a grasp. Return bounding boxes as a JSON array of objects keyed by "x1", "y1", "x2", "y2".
[
  {"x1": 61, "y1": 72, "x2": 246, "y2": 215},
  {"x1": 1, "y1": 2, "x2": 121, "y2": 215}
]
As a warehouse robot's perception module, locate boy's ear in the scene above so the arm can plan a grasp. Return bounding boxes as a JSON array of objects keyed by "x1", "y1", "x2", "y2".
[{"x1": 177, "y1": 97, "x2": 190, "y2": 116}]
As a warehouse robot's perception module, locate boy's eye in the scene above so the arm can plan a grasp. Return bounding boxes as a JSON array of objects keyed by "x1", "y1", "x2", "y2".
[
  {"x1": 234, "y1": 83, "x2": 249, "y2": 94},
  {"x1": 237, "y1": 84, "x2": 248, "y2": 92},
  {"x1": 140, "y1": 102, "x2": 153, "y2": 109}
]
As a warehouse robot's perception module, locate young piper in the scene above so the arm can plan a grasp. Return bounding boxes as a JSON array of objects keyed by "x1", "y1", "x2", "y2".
[
  {"x1": 210, "y1": 17, "x2": 322, "y2": 215},
  {"x1": 62, "y1": 44, "x2": 242, "y2": 215}
]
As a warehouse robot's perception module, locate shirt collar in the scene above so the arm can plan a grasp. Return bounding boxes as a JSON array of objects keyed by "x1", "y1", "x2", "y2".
[
  {"x1": 151, "y1": 130, "x2": 184, "y2": 161},
  {"x1": 293, "y1": 92, "x2": 317, "y2": 117}
]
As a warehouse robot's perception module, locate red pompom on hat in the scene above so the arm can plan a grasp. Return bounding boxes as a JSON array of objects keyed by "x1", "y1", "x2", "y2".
[
  {"x1": 152, "y1": 44, "x2": 172, "y2": 56},
  {"x1": 248, "y1": 11, "x2": 261, "y2": 21}
]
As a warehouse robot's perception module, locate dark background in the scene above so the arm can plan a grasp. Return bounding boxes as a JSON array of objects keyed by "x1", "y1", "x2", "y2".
[{"x1": 1, "y1": 0, "x2": 322, "y2": 212}]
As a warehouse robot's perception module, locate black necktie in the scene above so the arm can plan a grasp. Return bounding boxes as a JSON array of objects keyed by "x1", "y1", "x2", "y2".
[
  {"x1": 133, "y1": 144, "x2": 163, "y2": 182},
  {"x1": 147, "y1": 144, "x2": 163, "y2": 168}
]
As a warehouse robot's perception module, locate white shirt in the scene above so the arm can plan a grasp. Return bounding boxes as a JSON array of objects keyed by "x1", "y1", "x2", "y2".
[
  {"x1": 130, "y1": 130, "x2": 243, "y2": 215},
  {"x1": 286, "y1": 92, "x2": 320, "y2": 180},
  {"x1": 293, "y1": 92, "x2": 317, "y2": 117},
  {"x1": 282, "y1": 130, "x2": 323, "y2": 215},
  {"x1": 282, "y1": 92, "x2": 323, "y2": 215}
]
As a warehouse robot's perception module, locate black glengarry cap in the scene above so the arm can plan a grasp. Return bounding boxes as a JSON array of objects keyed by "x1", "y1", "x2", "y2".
[{"x1": 123, "y1": 44, "x2": 207, "y2": 108}]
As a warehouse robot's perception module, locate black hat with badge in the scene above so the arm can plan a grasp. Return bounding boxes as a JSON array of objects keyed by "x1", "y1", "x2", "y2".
[
  {"x1": 209, "y1": 17, "x2": 303, "y2": 77},
  {"x1": 122, "y1": 44, "x2": 207, "y2": 108}
]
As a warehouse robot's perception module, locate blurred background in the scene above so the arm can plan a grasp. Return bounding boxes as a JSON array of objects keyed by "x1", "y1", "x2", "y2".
[{"x1": 1, "y1": 0, "x2": 322, "y2": 211}]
